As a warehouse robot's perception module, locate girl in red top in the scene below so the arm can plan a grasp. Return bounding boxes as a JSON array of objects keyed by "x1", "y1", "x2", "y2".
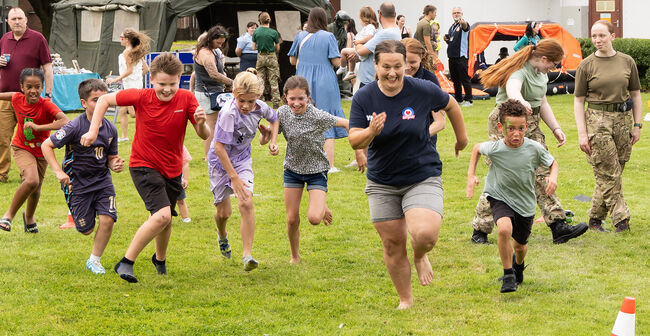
[{"x1": 0, "y1": 68, "x2": 68, "y2": 233}]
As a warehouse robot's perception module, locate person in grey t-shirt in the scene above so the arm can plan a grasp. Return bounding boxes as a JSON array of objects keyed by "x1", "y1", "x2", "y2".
[
  {"x1": 467, "y1": 100, "x2": 558, "y2": 293},
  {"x1": 278, "y1": 76, "x2": 366, "y2": 264}
]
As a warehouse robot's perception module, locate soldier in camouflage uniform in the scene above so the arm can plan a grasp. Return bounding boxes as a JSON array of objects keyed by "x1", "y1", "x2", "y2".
[
  {"x1": 252, "y1": 12, "x2": 282, "y2": 108},
  {"x1": 574, "y1": 20, "x2": 642, "y2": 233},
  {"x1": 471, "y1": 39, "x2": 588, "y2": 244}
]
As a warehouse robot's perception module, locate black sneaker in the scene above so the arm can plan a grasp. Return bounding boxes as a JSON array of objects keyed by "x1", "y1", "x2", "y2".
[
  {"x1": 114, "y1": 261, "x2": 138, "y2": 283},
  {"x1": 550, "y1": 219, "x2": 588, "y2": 244},
  {"x1": 151, "y1": 253, "x2": 167, "y2": 275},
  {"x1": 512, "y1": 253, "x2": 527, "y2": 284},
  {"x1": 500, "y1": 274, "x2": 517, "y2": 293},
  {"x1": 471, "y1": 229, "x2": 489, "y2": 244}
]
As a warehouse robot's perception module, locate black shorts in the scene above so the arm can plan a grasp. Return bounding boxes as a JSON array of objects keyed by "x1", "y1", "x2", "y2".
[
  {"x1": 67, "y1": 186, "x2": 117, "y2": 234},
  {"x1": 487, "y1": 196, "x2": 534, "y2": 245},
  {"x1": 130, "y1": 167, "x2": 182, "y2": 216}
]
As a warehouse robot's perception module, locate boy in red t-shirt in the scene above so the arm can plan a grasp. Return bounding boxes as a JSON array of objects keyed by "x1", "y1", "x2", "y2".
[
  {"x1": 81, "y1": 53, "x2": 210, "y2": 283},
  {"x1": 0, "y1": 68, "x2": 68, "y2": 233}
]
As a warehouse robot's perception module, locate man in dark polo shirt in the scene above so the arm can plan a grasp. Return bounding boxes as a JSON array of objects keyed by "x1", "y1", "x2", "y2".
[
  {"x1": 444, "y1": 6, "x2": 472, "y2": 107},
  {"x1": 0, "y1": 7, "x2": 53, "y2": 182}
]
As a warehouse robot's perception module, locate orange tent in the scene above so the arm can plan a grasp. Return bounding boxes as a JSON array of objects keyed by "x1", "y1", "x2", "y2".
[{"x1": 467, "y1": 22, "x2": 583, "y2": 77}]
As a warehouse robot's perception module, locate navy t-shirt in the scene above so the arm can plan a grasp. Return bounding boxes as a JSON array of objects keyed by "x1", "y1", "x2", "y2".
[
  {"x1": 50, "y1": 114, "x2": 118, "y2": 194},
  {"x1": 350, "y1": 76, "x2": 450, "y2": 186},
  {"x1": 413, "y1": 66, "x2": 442, "y2": 149},
  {"x1": 414, "y1": 65, "x2": 440, "y2": 87}
]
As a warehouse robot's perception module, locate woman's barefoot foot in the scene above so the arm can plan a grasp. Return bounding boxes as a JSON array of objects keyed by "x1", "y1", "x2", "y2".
[
  {"x1": 397, "y1": 299, "x2": 413, "y2": 310},
  {"x1": 290, "y1": 256, "x2": 300, "y2": 264},
  {"x1": 414, "y1": 255, "x2": 433, "y2": 286},
  {"x1": 323, "y1": 207, "x2": 333, "y2": 226}
]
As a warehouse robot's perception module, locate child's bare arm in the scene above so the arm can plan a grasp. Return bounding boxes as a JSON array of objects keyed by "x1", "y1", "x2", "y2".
[
  {"x1": 107, "y1": 155, "x2": 124, "y2": 173},
  {"x1": 192, "y1": 106, "x2": 210, "y2": 140},
  {"x1": 41, "y1": 138, "x2": 70, "y2": 186},
  {"x1": 0, "y1": 92, "x2": 16, "y2": 101},
  {"x1": 81, "y1": 92, "x2": 119, "y2": 146},
  {"x1": 354, "y1": 35, "x2": 373, "y2": 45},
  {"x1": 545, "y1": 160, "x2": 558, "y2": 196},
  {"x1": 26, "y1": 112, "x2": 69, "y2": 132},
  {"x1": 181, "y1": 161, "x2": 190, "y2": 189},
  {"x1": 466, "y1": 144, "x2": 482, "y2": 199},
  {"x1": 267, "y1": 119, "x2": 279, "y2": 155},
  {"x1": 213, "y1": 141, "x2": 250, "y2": 201},
  {"x1": 429, "y1": 111, "x2": 446, "y2": 136}
]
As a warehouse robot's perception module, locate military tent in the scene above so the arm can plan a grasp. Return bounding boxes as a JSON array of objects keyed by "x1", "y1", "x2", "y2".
[{"x1": 49, "y1": 0, "x2": 332, "y2": 77}]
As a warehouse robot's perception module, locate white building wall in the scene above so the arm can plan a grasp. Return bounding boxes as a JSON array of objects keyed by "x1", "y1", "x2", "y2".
[{"x1": 622, "y1": 0, "x2": 650, "y2": 38}]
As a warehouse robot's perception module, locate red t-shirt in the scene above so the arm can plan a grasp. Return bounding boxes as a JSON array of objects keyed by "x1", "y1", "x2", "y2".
[
  {"x1": 0, "y1": 28, "x2": 52, "y2": 92},
  {"x1": 12, "y1": 93, "x2": 61, "y2": 157},
  {"x1": 116, "y1": 88, "x2": 198, "y2": 178}
]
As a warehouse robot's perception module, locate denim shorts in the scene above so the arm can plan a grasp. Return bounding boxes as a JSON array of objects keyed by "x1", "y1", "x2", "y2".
[{"x1": 283, "y1": 169, "x2": 328, "y2": 191}]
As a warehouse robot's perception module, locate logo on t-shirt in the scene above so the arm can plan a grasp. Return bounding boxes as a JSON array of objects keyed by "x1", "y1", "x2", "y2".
[
  {"x1": 402, "y1": 107, "x2": 415, "y2": 120},
  {"x1": 54, "y1": 129, "x2": 66, "y2": 140}
]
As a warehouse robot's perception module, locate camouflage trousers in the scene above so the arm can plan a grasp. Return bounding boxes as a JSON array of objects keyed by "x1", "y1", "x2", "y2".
[
  {"x1": 584, "y1": 108, "x2": 632, "y2": 224},
  {"x1": 255, "y1": 52, "x2": 282, "y2": 107},
  {"x1": 472, "y1": 106, "x2": 566, "y2": 233}
]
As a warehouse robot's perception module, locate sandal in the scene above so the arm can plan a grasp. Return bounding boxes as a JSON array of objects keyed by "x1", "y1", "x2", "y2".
[
  {"x1": 0, "y1": 217, "x2": 10, "y2": 232},
  {"x1": 23, "y1": 212, "x2": 38, "y2": 233}
]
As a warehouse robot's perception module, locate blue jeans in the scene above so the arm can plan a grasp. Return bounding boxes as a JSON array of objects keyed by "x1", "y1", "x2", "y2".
[{"x1": 283, "y1": 169, "x2": 328, "y2": 191}]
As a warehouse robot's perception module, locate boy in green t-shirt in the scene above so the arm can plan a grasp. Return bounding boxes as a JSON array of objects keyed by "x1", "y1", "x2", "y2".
[
  {"x1": 252, "y1": 12, "x2": 282, "y2": 108},
  {"x1": 466, "y1": 99, "x2": 558, "y2": 293}
]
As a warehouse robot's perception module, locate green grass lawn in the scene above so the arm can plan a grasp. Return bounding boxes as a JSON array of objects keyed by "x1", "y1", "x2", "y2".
[{"x1": 0, "y1": 93, "x2": 648, "y2": 335}]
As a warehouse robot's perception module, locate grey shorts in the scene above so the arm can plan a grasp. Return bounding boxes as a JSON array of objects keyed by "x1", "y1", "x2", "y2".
[
  {"x1": 194, "y1": 91, "x2": 218, "y2": 115},
  {"x1": 365, "y1": 176, "x2": 443, "y2": 223}
]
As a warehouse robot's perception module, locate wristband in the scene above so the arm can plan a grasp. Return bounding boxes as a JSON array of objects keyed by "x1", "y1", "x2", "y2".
[
  {"x1": 634, "y1": 123, "x2": 642, "y2": 129},
  {"x1": 552, "y1": 127, "x2": 561, "y2": 133}
]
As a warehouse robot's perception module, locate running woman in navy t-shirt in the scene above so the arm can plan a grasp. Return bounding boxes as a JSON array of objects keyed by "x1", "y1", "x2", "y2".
[
  {"x1": 42, "y1": 79, "x2": 124, "y2": 275},
  {"x1": 349, "y1": 40, "x2": 468, "y2": 309}
]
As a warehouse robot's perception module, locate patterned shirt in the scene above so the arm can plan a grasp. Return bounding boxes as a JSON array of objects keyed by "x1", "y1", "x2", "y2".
[
  {"x1": 208, "y1": 98, "x2": 277, "y2": 167},
  {"x1": 278, "y1": 104, "x2": 337, "y2": 174}
]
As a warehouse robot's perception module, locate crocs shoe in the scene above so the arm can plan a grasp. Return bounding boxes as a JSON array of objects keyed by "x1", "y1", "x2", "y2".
[
  {"x1": 86, "y1": 258, "x2": 106, "y2": 275},
  {"x1": 219, "y1": 237, "x2": 232, "y2": 259},
  {"x1": 243, "y1": 255, "x2": 258, "y2": 272}
]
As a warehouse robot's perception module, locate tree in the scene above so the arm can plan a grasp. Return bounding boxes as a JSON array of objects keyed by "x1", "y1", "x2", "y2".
[{"x1": 27, "y1": 0, "x2": 60, "y2": 40}]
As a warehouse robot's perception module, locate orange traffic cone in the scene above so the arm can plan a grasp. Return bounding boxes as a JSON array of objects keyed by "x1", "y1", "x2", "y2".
[
  {"x1": 611, "y1": 296, "x2": 635, "y2": 336},
  {"x1": 59, "y1": 211, "x2": 75, "y2": 229}
]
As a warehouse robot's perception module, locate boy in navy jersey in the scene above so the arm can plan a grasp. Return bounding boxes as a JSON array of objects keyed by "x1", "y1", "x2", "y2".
[{"x1": 42, "y1": 79, "x2": 124, "y2": 275}]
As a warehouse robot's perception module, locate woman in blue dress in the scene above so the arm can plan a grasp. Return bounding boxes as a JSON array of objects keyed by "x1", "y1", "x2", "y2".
[{"x1": 288, "y1": 7, "x2": 353, "y2": 173}]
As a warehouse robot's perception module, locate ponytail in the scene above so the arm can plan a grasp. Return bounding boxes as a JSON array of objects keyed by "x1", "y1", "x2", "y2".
[{"x1": 480, "y1": 38, "x2": 564, "y2": 88}]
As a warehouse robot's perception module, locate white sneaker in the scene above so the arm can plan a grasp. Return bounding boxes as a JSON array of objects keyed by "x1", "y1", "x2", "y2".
[
  {"x1": 117, "y1": 137, "x2": 129, "y2": 142},
  {"x1": 86, "y1": 258, "x2": 106, "y2": 275},
  {"x1": 243, "y1": 255, "x2": 258, "y2": 272},
  {"x1": 345, "y1": 160, "x2": 358, "y2": 168},
  {"x1": 336, "y1": 66, "x2": 347, "y2": 75},
  {"x1": 461, "y1": 101, "x2": 473, "y2": 107},
  {"x1": 328, "y1": 167, "x2": 341, "y2": 174},
  {"x1": 182, "y1": 217, "x2": 191, "y2": 223}
]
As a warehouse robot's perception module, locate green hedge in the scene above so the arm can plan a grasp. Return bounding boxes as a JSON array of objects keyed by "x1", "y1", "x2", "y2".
[{"x1": 577, "y1": 37, "x2": 650, "y2": 90}]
